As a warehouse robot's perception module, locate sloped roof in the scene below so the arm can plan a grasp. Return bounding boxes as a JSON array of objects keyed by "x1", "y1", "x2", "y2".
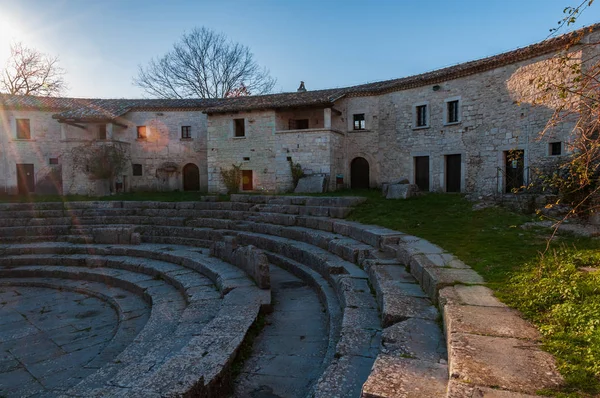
[
  {"x1": 52, "y1": 98, "x2": 220, "y2": 121},
  {"x1": 202, "y1": 88, "x2": 347, "y2": 114},
  {"x1": 0, "y1": 95, "x2": 220, "y2": 121}
]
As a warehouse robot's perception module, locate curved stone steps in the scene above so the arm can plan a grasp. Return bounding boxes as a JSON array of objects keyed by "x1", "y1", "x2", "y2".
[{"x1": 0, "y1": 244, "x2": 269, "y2": 397}]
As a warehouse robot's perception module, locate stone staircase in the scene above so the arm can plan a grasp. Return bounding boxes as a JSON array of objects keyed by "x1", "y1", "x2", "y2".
[{"x1": 0, "y1": 194, "x2": 563, "y2": 397}]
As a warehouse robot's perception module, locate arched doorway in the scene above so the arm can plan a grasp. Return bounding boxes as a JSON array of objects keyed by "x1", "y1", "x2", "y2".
[
  {"x1": 183, "y1": 163, "x2": 200, "y2": 191},
  {"x1": 351, "y1": 157, "x2": 370, "y2": 189}
]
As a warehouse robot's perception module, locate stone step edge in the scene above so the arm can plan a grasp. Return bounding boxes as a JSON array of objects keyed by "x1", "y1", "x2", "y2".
[{"x1": 378, "y1": 236, "x2": 565, "y2": 396}]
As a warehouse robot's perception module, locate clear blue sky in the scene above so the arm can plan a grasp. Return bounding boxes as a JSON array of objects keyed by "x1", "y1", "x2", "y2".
[{"x1": 0, "y1": 0, "x2": 597, "y2": 98}]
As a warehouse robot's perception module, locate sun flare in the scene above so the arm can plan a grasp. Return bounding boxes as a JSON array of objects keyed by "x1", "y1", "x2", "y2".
[{"x1": 0, "y1": 14, "x2": 22, "y2": 62}]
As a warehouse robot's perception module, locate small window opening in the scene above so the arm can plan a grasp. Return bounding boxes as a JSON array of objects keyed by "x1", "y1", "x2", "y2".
[
  {"x1": 132, "y1": 164, "x2": 143, "y2": 176},
  {"x1": 137, "y1": 126, "x2": 147, "y2": 139},
  {"x1": 16, "y1": 119, "x2": 31, "y2": 139},
  {"x1": 234, "y1": 119, "x2": 245, "y2": 137},
  {"x1": 181, "y1": 126, "x2": 191, "y2": 139},
  {"x1": 550, "y1": 142, "x2": 562, "y2": 156},
  {"x1": 353, "y1": 114, "x2": 365, "y2": 130},
  {"x1": 243, "y1": 157, "x2": 250, "y2": 161},
  {"x1": 416, "y1": 105, "x2": 427, "y2": 127},
  {"x1": 289, "y1": 119, "x2": 309, "y2": 130},
  {"x1": 98, "y1": 124, "x2": 107, "y2": 140},
  {"x1": 49, "y1": 158, "x2": 59, "y2": 165},
  {"x1": 447, "y1": 100, "x2": 459, "y2": 123}
]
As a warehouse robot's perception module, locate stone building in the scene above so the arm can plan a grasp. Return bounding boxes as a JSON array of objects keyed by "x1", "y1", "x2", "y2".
[{"x1": 0, "y1": 25, "x2": 598, "y2": 196}]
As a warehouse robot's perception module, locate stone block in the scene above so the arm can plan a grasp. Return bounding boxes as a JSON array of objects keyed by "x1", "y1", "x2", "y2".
[
  {"x1": 439, "y1": 285, "x2": 506, "y2": 308},
  {"x1": 360, "y1": 354, "x2": 448, "y2": 398},
  {"x1": 382, "y1": 318, "x2": 447, "y2": 363},
  {"x1": 447, "y1": 381, "x2": 539, "y2": 397},
  {"x1": 422, "y1": 268, "x2": 485, "y2": 301},
  {"x1": 444, "y1": 304, "x2": 540, "y2": 340},
  {"x1": 294, "y1": 175, "x2": 327, "y2": 193},
  {"x1": 448, "y1": 333, "x2": 563, "y2": 394},
  {"x1": 381, "y1": 294, "x2": 439, "y2": 327},
  {"x1": 386, "y1": 183, "x2": 418, "y2": 200}
]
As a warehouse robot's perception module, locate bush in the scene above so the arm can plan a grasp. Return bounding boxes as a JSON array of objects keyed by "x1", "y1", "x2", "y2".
[
  {"x1": 288, "y1": 159, "x2": 304, "y2": 189},
  {"x1": 220, "y1": 164, "x2": 242, "y2": 194}
]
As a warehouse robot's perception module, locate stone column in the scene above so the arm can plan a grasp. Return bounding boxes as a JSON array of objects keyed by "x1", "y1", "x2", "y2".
[
  {"x1": 324, "y1": 108, "x2": 332, "y2": 130},
  {"x1": 60, "y1": 123, "x2": 67, "y2": 140},
  {"x1": 107, "y1": 123, "x2": 114, "y2": 140}
]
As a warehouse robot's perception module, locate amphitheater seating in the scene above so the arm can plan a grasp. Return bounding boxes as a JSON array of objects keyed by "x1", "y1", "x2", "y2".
[{"x1": 0, "y1": 194, "x2": 563, "y2": 397}]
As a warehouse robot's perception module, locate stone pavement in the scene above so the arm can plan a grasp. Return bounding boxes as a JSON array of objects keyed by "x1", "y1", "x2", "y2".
[
  {"x1": 232, "y1": 266, "x2": 328, "y2": 397},
  {"x1": 0, "y1": 284, "x2": 147, "y2": 397}
]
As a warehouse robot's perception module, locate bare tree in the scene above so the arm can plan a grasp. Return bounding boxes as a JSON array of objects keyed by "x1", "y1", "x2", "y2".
[
  {"x1": 0, "y1": 42, "x2": 67, "y2": 96},
  {"x1": 133, "y1": 27, "x2": 276, "y2": 99},
  {"x1": 520, "y1": 0, "x2": 600, "y2": 234}
]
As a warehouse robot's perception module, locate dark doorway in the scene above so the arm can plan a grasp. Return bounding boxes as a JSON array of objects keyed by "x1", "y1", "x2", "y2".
[
  {"x1": 242, "y1": 170, "x2": 253, "y2": 191},
  {"x1": 183, "y1": 163, "x2": 200, "y2": 191},
  {"x1": 446, "y1": 154, "x2": 461, "y2": 193},
  {"x1": 17, "y1": 164, "x2": 35, "y2": 195},
  {"x1": 414, "y1": 156, "x2": 430, "y2": 192},
  {"x1": 351, "y1": 157, "x2": 370, "y2": 189},
  {"x1": 505, "y1": 150, "x2": 525, "y2": 193}
]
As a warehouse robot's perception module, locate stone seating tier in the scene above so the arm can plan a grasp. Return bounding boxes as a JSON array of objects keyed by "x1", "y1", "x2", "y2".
[{"x1": 0, "y1": 196, "x2": 563, "y2": 397}]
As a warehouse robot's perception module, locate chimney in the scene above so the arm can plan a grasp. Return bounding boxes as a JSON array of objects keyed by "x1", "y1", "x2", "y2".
[{"x1": 297, "y1": 81, "x2": 306, "y2": 93}]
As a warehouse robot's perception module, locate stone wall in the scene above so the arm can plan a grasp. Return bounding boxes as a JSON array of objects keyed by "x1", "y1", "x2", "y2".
[
  {"x1": 339, "y1": 49, "x2": 589, "y2": 194},
  {"x1": 207, "y1": 110, "x2": 341, "y2": 193},
  {"x1": 0, "y1": 109, "x2": 209, "y2": 196},
  {"x1": 0, "y1": 110, "x2": 65, "y2": 195}
]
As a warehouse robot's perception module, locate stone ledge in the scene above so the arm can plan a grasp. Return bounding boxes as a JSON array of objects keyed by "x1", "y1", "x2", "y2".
[
  {"x1": 448, "y1": 333, "x2": 563, "y2": 394},
  {"x1": 361, "y1": 354, "x2": 448, "y2": 398}
]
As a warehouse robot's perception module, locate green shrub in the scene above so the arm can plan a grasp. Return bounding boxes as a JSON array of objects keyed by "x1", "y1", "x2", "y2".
[
  {"x1": 288, "y1": 159, "x2": 305, "y2": 189},
  {"x1": 220, "y1": 164, "x2": 242, "y2": 194}
]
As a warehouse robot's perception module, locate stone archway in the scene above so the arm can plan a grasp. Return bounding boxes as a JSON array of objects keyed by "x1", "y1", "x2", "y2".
[
  {"x1": 183, "y1": 163, "x2": 200, "y2": 191},
  {"x1": 351, "y1": 157, "x2": 370, "y2": 189}
]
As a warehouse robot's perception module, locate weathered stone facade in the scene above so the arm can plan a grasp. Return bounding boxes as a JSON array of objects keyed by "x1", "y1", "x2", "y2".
[
  {"x1": 0, "y1": 106, "x2": 209, "y2": 196},
  {"x1": 1, "y1": 26, "x2": 598, "y2": 196}
]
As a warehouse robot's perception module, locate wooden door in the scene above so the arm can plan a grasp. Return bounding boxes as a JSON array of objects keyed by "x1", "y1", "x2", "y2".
[
  {"x1": 17, "y1": 164, "x2": 35, "y2": 195},
  {"x1": 183, "y1": 163, "x2": 200, "y2": 191},
  {"x1": 505, "y1": 150, "x2": 524, "y2": 193},
  {"x1": 242, "y1": 170, "x2": 253, "y2": 191},
  {"x1": 351, "y1": 157, "x2": 370, "y2": 189},
  {"x1": 446, "y1": 155, "x2": 461, "y2": 193},
  {"x1": 414, "y1": 156, "x2": 429, "y2": 192}
]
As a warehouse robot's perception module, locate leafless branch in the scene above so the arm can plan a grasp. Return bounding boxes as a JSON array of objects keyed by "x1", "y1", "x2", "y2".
[
  {"x1": 133, "y1": 27, "x2": 276, "y2": 99},
  {"x1": 0, "y1": 42, "x2": 67, "y2": 96}
]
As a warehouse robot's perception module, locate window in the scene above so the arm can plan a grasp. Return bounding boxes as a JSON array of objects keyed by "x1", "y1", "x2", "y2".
[
  {"x1": 415, "y1": 104, "x2": 428, "y2": 128},
  {"x1": 243, "y1": 157, "x2": 250, "y2": 161},
  {"x1": 16, "y1": 119, "x2": 31, "y2": 139},
  {"x1": 137, "y1": 126, "x2": 147, "y2": 139},
  {"x1": 353, "y1": 114, "x2": 366, "y2": 130},
  {"x1": 288, "y1": 119, "x2": 309, "y2": 130},
  {"x1": 550, "y1": 142, "x2": 562, "y2": 156},
  {"x1": 98, "y1": 124, "x2": 107, "y2": 140},
  {"x1": 234, "y1": 118, "x2": 245, "y2": 137},
  {"x1": 181, "y1": 126, "x2": 191, "y2": 139},
  {"x1": 132, "y1": 164, "x2": 143, "y2": 176},
  {"x1": 446, "y1": 100, "x2": 459, "y2": 124},
  {"x1": 49, "y1": 158, "x2": 59, "y2": 165}
]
